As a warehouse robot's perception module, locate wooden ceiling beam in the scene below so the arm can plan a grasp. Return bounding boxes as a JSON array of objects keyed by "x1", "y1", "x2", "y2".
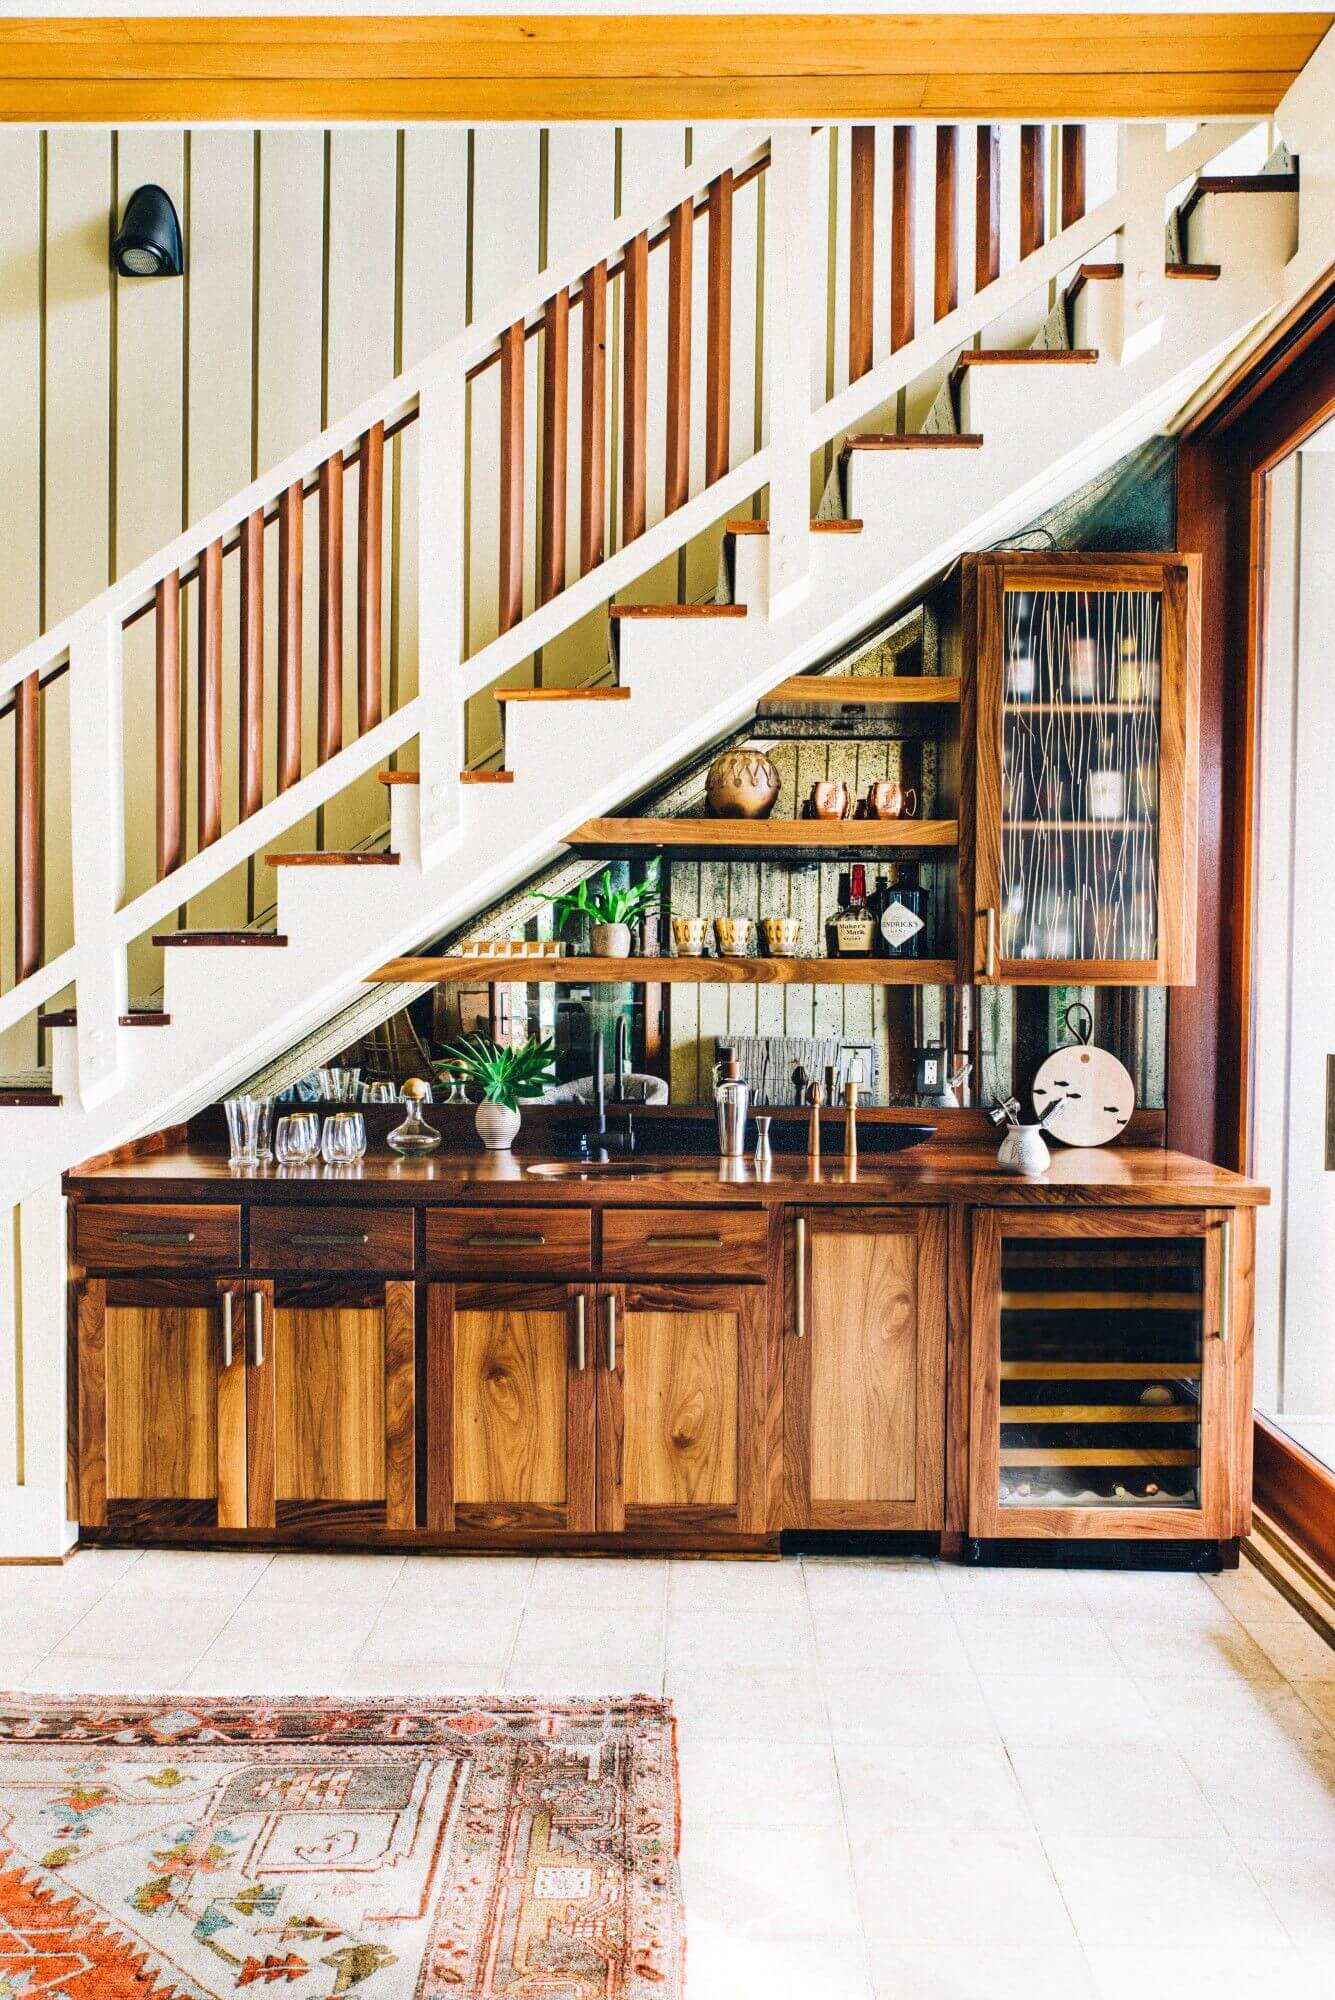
[{"x1": 0, "y1": 13, "x2": 1324, "y2": 121}]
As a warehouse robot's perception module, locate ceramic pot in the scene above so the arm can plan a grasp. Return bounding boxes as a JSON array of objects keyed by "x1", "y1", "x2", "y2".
[
  {"x1": 705, "y1": 749, "x2": 780, "y2": 819},
  {"x1": 671, "y1": 916, "x2": 710, "y2": 957},
  {"x1": 865, "y1": 780, "x2": 917, "y2": 820},
  {"x1": 761, "y1": 916, "x2": 801, "y2": 956},
  {"x1": 713, "y1": 915, "x2": 753, "y2": 958},
  {"x1": 590, "y1": 921, "x2": 633, "y2": 958},
  {"x1": 475, "y1": 1100, "x2": 521, "y2": 1151},
  {"x1": 996, "y1": 1126, "x2": 1051, "y2": 1175},
  {"x1": 807, "y1": 780, "x2": 851, "y2": 820}
]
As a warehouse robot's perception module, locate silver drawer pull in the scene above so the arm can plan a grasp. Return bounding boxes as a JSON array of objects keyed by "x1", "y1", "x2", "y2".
[
  {"x1": 646, "y1": 1233, "x2": 724, "y2": 1248},
  {"x1": 1216, "y1": 1216, "x2": 1232, "y2": 1344},
  {"x1": 795, "y1": 1215, "x2": 807, "y2": 1339},
  {"x1": 290, "y1": 1231, "x2": 371, "y2": 1247},
  {"x1": 574, "y1": 1294, "x2": 587, "y2": 1371},
  {"x1": 466, "y1": 1232, "x2": 545, "y2": 1248},
  {"x1": 250, "y1": 1290, "x2": 265, "y2": 1367},
  {"x1": 121, "y1": 1229, "x2": 197, "y2": 1246},
  {"x1": 605, "y1": 1292, "x2": 618, "y2": 1372},
  {"x1": 221, "y1": 1291, "x2": 234, "y2": 1370}
]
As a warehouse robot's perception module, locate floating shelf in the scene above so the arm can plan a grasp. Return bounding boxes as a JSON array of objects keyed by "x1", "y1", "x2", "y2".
[
  {"x1": 756, "y1": 674, "x2": 962, "y2": 740},
  {"x1": 562, "y1": 816, "x2": 958, "y2": 858},
  {"x1": 369, "y1": 954, "x2": 957, "y2": 988}
]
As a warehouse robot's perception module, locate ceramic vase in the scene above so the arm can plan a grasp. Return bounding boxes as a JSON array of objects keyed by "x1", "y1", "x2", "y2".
[
  {"x1": 590, "y1": 921, "x2": 633, "y2": 958},
  {"x1": 475, "y1": 1100, "x2": 521, "y2": 1150},
  {"x1": 705, "y1": 749, "x2": 780, "y2": 818}
]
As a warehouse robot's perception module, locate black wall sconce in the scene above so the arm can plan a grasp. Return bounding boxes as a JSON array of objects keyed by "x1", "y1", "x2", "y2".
[{"x1": 111, "y1": 184, "x2": 184, "y2": 277}]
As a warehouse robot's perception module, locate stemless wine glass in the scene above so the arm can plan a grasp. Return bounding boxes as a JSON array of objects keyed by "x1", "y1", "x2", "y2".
[
  {"x1": 346, "y1": 1112, "x2": 368, "y2": 1161},
  {"x1": 275, "y1": 1113, "x2": 319, "y2": 1166},
  {"x1": 321, "y1": 1112, "x2": 362, "y2": 1165},
  {"x1": 362, "y1": 1080, "x2": 397, "y2": 1103}
]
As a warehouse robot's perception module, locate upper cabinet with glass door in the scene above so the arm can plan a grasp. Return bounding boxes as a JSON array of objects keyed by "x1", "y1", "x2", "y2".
[{"x1": 956, "y1": 552, "x2": 1200, "y2": 985}]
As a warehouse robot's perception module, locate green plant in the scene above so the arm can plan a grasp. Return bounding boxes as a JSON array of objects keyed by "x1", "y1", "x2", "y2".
[
  {"x1": 534, "y1": 857, "x2": 661, "y2": 935},
  {"x1": 435, "y1": 1033, "x2": 558, "y2": 1111}
]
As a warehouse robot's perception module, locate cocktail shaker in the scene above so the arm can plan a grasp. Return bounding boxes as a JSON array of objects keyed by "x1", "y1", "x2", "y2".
[{"x1": 713, "y1": 1055, "x2": 751, "y2": 1157}]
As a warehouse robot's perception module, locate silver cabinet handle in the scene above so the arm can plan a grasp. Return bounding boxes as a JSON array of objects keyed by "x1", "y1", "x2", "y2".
[
  {"x1": 221, "y1": 1291, "x2": 234, "y2": 1370},
  {"x1": 122, "y1": 1229, "x2": 197, "y2": 1246},
  {"x1": 467, "y1": 1232, "x2": 545, "y2": 1248},
  {"x1": 794, "y1": 1216, "x2": 806, "y2": 1338},
  {"x1": 978, "y1": 907, "x2": 998, "y2": 979},
  {"x1": 1216, "y1": 1216, "x2": 1232, "y2": 1344},
  {"x1": 574, "y1": 1294, "x2": 587, "y2": 1371},
  {"x1": 291, "y1": 1231, "x2": 370, "y2": 1247},
  {"x1": 250, "y1": 1290, "x2": 265, "y2": 1367},
  {"x1": 605, "y1": 1293, "x2": 617, "y2": 1372},
  {"x1": 645, "y1": 1233, "x2": 724, "y2": 1248}
]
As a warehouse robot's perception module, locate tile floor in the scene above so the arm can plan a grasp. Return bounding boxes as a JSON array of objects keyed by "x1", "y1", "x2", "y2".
[{"x1": 1, "y1": 1547, "x2": 1332, "y2": 1998}]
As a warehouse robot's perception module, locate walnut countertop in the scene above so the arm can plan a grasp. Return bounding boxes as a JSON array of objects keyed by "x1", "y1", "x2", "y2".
[{"x1": 63, "y1": 1139, "x2": 1268, "y2": 1209}]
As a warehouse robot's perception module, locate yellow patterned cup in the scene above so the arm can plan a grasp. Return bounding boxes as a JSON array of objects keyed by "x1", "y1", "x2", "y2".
[
  {"x1": 671, "y1": 916, "x2": 710, "y2": 957},
  {"x1": 713, "y1": 916, "x2": 753, "y2": 958},
  {"x1": 761, "y1": 916, "x2": 802, "y2": 956}
]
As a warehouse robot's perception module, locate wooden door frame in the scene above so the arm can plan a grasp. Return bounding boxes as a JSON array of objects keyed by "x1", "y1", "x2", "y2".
[
  {"x1": 1176, "y1": 278, "x2": 1335, "y2": 1576},
  {"x1": 968, "y1": 1206, "x2": 1234, "y2": 1540}
]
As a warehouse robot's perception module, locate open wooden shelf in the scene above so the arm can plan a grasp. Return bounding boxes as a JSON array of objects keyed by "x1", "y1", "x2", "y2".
[
  {"x1": 759, "y1": 674, "x2": 961, "y2": 713},
  {"x1": 369, "y1": 953, "x2": 957, "y2": 987},
  {"x1": 563, "y1": 816, "x2": 958, "y2": 858}
]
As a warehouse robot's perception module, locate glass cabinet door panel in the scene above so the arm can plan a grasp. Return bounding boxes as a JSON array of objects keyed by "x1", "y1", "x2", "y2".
[
  {"x1": 998, "y1": 1235, "x2": 1204, "y2": 1511},
  {"x1": 1002, "y1": 587, "x2": 1163, "y2": 965}
]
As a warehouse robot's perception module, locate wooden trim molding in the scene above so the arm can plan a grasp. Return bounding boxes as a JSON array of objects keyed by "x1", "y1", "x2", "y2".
[
  {"x1": 1254, "y1": 1415, "x2": 1335, "y2": 1581},
  {"x1": 0, "y1": 15, "x2": 1323, "y2": 121}
]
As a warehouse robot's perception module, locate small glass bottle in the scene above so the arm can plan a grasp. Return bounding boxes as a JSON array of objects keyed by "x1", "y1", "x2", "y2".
[
  {"x1": 829, "y1": 863, "x2": 876, "y2": 957},
  {"x1": 387, "y1": 1077, "x2": 443, "y2": 1156},
  {"x1": 878, "y1": 863, "x2": 928, "y2": 959}
]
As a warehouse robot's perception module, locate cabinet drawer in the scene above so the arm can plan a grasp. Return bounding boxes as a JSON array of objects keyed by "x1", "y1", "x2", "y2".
[
  {"x1": 73, "y1": 1202, "x2": 241, "y2": 1270},
  {"x1": 424, "y1": 1206, "x2": 591, "y2": 1275},
  {"x1": 248, "y1": 1204, "x2": 414, "y2": 1273},
  {"x1": 601, "y1": 1207, "x2": 768, "y2": 1280}
]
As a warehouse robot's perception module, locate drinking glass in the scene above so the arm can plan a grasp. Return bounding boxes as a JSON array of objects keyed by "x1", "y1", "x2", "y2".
[
  {"x1": 321, "y1": 1112, "x2": 362, "y2": 1165},
  {"x1": 345, "y1": 1112, "x2": 368, "y2": 1161},
  {"x1": 275, "y1": 1113, "x2": 319, "y2": 1166},
  {"x1": 318, "y1": 1065, "x2": 362, "y2": 1102},
  {"x1": 251, "y1": 1096, "x2": 275, "y2": 1161},
  {"x1": 223, "y1": 1095, "x2": 261, "y2": 1166},
  {"x1": 362, "y1": 1080, "x2": 397, "y2": 1103}
]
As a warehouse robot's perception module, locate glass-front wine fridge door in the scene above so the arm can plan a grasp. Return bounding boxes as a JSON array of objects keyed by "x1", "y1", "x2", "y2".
[
  {"x1": 971, "y1": 556, "x2": 1197, "y2": 986},
  {"x1": 970, "y1": 1211, "x2": 1232, "y2": 1538}
]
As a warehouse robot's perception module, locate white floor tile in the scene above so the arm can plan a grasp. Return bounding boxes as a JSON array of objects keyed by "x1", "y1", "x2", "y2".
[
  {"x1": 1007, "y1": 1742, "x2": 1221, "y2": 1836},
  {"x1": 339, "y1": 1663, "x2": 512, "y2": 1696},
  {"x1": 385, "y1": 1555, "x2": 534, "y2": 1611},
  {"x1": 1076, "y1": 1567, "x2": 1249, "y2": 1627},
  {"x1": 1175, "y1": 1736, "x2": 1335, "y2": 1839},
  {"x1": 670, "y1": 1556, "x2": 807, "y2": 1613},
  {"x1": 665, "y1": 1667, "x2": 828, "y2": 1745},
  {"x1": 1100, "y1": 1614, "x2": 1283, "y2": 1683},
  {"x1": 529, "y1": 1556, "x2": 666, "y2": 1612},
  {"x1": 1083, "y1": 1943, "x2": 1330, "y2": 2000},
  {"x1": 1205, "y1": 1561, "x2": 1296, "y2": 1624},
  {"x1": 823, "y1": 1670, "x2": 999, "y2": 1747},
  {"x1": 687, "y1": 1924, "x2": 873, "y2": 2000},
  {"x1": 1135, "y1": 1671, "x2": 1330, "y2": 1755},
  {"x1": 869, "y1": 1941, "x2": 1098, "y2": 2000},
  {"x1": 938, "y1": 1563, "x2": 1087, "y2": 1613},
  {"x1": 185, "y1": 1657, "x2": 350, "y2": 1694},
  {"x1": 678, "y1": 1738, "x2": 844, "y2": 1827},
  {"x1": 513, "y1": 1603, "x2": 664, "y2": 1673},
  {"x1": 52, "y1": 1592, "x2": 235, "y2": 1661},
  {"x1": 504, "y1": 1666, "x2": 664, "y2": 1697},
  {"x1": 28, "y1": 1655, "x2": 206, "y2": 1694},
  {"x1": 812, "y1": 1612, "x2": 973, "y2": 1677},
  {"x1": 802, "y1": 1557, "x2": 946, "y2": 1614},
  {"x1": 4, "y1": 1605, "x2": 101, "y2": 1655},
  {"x1": 953, "y1": 1612, "x2": 1119, "y2": 1679},
  {"x1": 1244, "y1": 1615, "x2": 1335, "y2": 1684},
  {"x1": 667, "y1": 1607, "x2": 815, "y2": 1675},
  {"x1": 1042, "y1": 1834, "x2": 1290, "y2": 1947},
  {"x1": 1296, "y1": 1679, "x2": 1335, "y2": 1737},
  {"x1": 204, "y1": 1596, "x2": 381, "y2": 1665},
  {"x1": 356, "y1": 1603, "x2": 520, "y2": 1671},
  {"x1": 1231, "y1": 1838, "x2": 1335, "y2": 1944},
  {"x1": 681, "y1": 1823, "x2": 861, "y2": 1941},
  {"x1": 120, "y1": 1548, "x2": 272, "y2": 1596},
  {"x1": 247, "y1": 1552, "x2": 404, "y2": 1604},
  {"x1": 978, "y1": 1671, "x2": 1158, "y2": 1746},
  {"x1": 838, "y1": 1744, "x2": 1032, "y2": 1840},
  {"x1": 853, "y1": 1831, "x2": 1076, "y2": 1946}
]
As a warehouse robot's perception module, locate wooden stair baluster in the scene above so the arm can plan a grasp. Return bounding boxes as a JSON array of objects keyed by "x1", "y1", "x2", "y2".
[
  {"x1": 540, "y1": 287, "x2": 569, "y2": 604},
  {"x1": 277, "y1": 480, "x2": 303, "y2": 793},
  {"x1": 239, "y1": 508, "x2": 264, "y2": 822},
  {"x1": 197, "y1": 538, "x2": 224, "y2": 850},
  {"x1": 579, "y1": 261, "x2": 607, "y2": 575},
  {"x1": 1020, "y1": 124, "x2": 1046, "y2": 257},
  {"x1": 891, "y1": 126, "x2": 915, "y2": 353},
  {"x1": 1061, "y1": 124, "x2": 1087, "y2": 229},
  {"x1": 848, "y1": 125, "x2": 875, "y2": 383},
  {"x1": 317, "y1": 453, "x2": 344, "y2": 765},
  {"x1": 621, "y1": 231, "x2": 648, "y2": 544},
  {"x1": 705, "y1": 169, "x2": 733, "y2": 483},
  {"x1": 357, "y1": 419, "x2": 384, "y2": 731},
  {"x1": 665, "y1": 199, "x2": 693, "y2": 514},
  {"x1": 154, "y1": 570, "x2": 182, "y2": 879},
  {"x1": 975, "y1": 124, "x2": 1000, "y2": 291},
  {"x1": 498, "y1": 323, "x2": 525, "y2": 632},
  {"x1": 935, "y1": 125, "x2": 959, "y2": 321},
  {"x1": 14, "y1": 671, "x2": 41, "y2": 980}
]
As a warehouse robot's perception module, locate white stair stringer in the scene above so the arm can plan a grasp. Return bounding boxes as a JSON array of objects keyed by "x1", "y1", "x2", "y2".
[{"x1": 2, "y1": 211, "x2": 1293, "y2": 1214}]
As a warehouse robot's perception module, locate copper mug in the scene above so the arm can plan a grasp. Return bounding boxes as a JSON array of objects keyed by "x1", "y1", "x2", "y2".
[
  {"x1": 865, "y1": 780, "x2": 917, "y2": 820},
  {"x1": 807, "y1": 780, "x2": 851, "y2": 820}
]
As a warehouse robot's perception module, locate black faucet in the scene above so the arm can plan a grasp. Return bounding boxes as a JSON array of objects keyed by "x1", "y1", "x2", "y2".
[{"x1": 565, "y1": 1027, "x2": 634, "y2": 1159}]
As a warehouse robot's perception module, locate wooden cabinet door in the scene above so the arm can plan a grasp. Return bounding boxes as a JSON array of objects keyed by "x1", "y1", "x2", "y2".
[
  {"x1": 425, "y1": 1283, "x2": 595, "y2": 1536},
  {"x1": 596, "y1": 1282, "x2": 769, "y2": 1539},
  {"x1": 247, "y1": 1277, "x2": 416, "y2": 1535},
  {"x1": 785, "y1": 1208, "x2": 947, "y2": 1531},
  {"x1": 965, "y1": 550, "x2": 1199, "y2": 986},
  {"x1": 969, "y1": 1208, "x2": 1238, "y2": 1541},
  {"x1": 76, "y1": 1274, "x2": 246, "y2": 1532}
]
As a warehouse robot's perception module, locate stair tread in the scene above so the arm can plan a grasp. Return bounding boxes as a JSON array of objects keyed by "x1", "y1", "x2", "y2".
[
  {"x1": 843, "y1": 433, "x2": 984, "y2": 452},
  {"x1": 460, "y1": 769, "x2": 515, "y2": 783},
  {"x1": 153, "y1": 931, "x2": 289, "y2": 947},
  {"x1": 1072, "y1": 261, "x2": 1222, "y2": 283},
  {"x1": 266, "y1": 851, "x2": 400, "y2": 866},
  {"x1": 610, "y1": 602, "x2": 747, "y2": 619},
  {"x1": 0, "y1": 1074, "x2": 61, "y2": 1106},
  {"x1": 378, "y1": 771, "x2": 423, "y2": 785},
  {"x1": 39, "y1": 1009, "x2": 172, "y2": 1029},
  {"x1": 1179, "y1": 169, "x2": 1299, "y2": 226},
  {"x1": 726, "y1": 518, "x2": 864, "y2": 534},
  {"x1": 494, "y1": 685, "x2": 629, "y2": 703},
  {"x1": 953, "y1": 349, "x2": 1098, "y2": 378}
]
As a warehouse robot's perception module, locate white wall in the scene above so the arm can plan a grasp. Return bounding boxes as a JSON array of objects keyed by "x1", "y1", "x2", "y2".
[{"x1": 1253, "y1": 438, "x2": 1335, "y2": 1423}]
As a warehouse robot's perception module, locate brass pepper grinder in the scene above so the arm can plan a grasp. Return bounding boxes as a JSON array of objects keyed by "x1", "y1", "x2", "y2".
[
  {"x1": 844, "y1": 1076, "x2": 859, "y2": 1168},
  {"x1": 806, "y1": 1080, "x2": 824, "y2": 1159}
]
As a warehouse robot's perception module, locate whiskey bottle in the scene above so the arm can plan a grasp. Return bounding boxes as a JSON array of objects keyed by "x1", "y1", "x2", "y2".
[
  {"x1": 830, "y1": 863, "x2": 877, "y2": 957},
  {"x1": 878, "y1": 863, "x2": 928, "y2": 959}
]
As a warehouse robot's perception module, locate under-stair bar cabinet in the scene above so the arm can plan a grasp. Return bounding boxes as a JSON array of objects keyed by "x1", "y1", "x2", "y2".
[{"x1": 957, "y1": 551, "x2": 1200, "y2": 986}]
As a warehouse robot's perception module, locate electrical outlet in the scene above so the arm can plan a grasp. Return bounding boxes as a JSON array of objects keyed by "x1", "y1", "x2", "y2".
[{"x1": 914, "y1": 1046, "x2": 948, "y2": 1094}]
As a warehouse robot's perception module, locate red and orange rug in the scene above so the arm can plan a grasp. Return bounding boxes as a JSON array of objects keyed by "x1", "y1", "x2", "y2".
[{"x1": 0, "y1": 1692, "x2": 682, "y2": 1997}]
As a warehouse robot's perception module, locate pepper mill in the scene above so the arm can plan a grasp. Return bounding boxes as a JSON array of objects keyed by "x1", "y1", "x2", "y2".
[
  {"x1": 844, "y1": 1077, "x2": 859, "y2": 1167},
  {"x1": 807, "y1": 1080, "x2": 824, "y2": 1158}
]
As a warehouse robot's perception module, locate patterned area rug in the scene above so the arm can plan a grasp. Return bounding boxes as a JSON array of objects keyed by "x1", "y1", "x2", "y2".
[{"x1": 0, "y1": 1693, "x2": 682, "y2": 1997}]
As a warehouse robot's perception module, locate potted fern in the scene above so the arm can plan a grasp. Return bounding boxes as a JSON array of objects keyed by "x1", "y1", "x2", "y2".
[
  {"x1": 435, "y1": 1033, "x2": 557, "y2": 1150},
  {"x1": 535, "y1": 857, "x2": 661, "y2": 958}
]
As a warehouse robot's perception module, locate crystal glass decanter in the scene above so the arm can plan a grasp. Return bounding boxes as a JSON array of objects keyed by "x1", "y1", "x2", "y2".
[{"x1": 387, "y1": 1077, "x2": 442, "y2": 1156}]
